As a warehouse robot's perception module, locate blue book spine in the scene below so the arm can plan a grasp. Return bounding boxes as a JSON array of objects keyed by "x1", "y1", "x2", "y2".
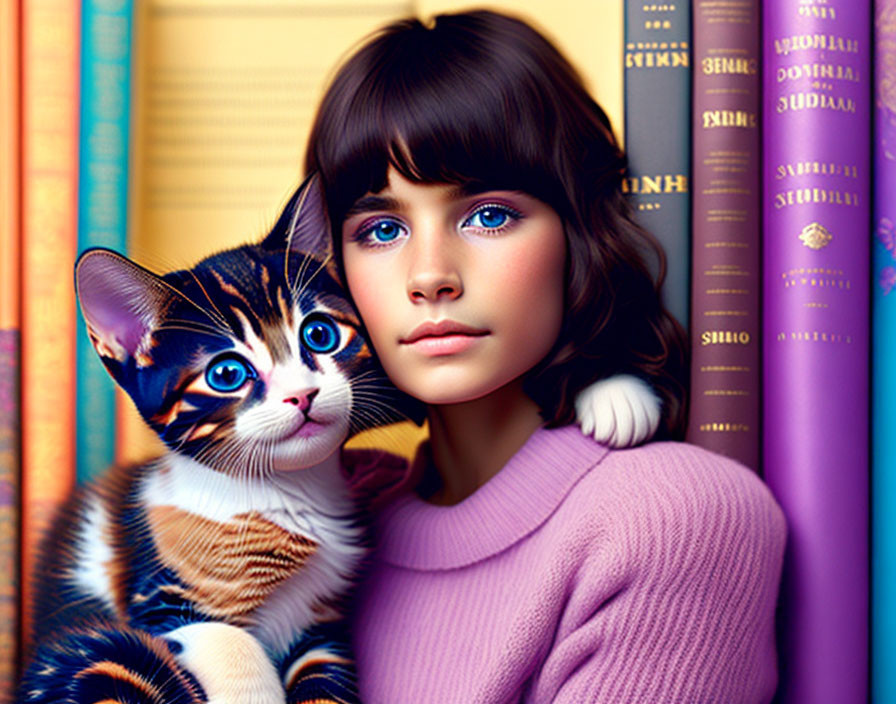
[
  {"x1": 874, "y1": 2, "x2": 896, "y2": 699},
  {"x1": 77, "y1": 0, "x2": 134, "y2": 483}
]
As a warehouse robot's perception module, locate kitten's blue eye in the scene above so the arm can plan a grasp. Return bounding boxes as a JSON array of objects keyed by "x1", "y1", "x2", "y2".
[
  {"x1": 301, "y1": 315, "x2": 340, "y2": 353},
  {"x1": 206, "y1": 355, "x2": 254, "y2": 392},
  {"x1": 464, "y1": 204, "x2": 519, "y2": 230}
]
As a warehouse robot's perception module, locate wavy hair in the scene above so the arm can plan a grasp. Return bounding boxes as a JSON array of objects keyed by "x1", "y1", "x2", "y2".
[{"x1": 305, "y1": 10, "x2": 689, "y2": 438}]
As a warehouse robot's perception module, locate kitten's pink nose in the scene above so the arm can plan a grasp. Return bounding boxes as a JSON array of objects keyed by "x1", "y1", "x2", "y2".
[{"x1": 284, "y1": 388, "x2": 319, "y2": 412}]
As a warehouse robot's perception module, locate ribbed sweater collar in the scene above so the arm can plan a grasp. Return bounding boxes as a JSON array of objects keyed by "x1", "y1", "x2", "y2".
[{"x1": 374, "y1": 425, "x2": 609, "y2": 570}]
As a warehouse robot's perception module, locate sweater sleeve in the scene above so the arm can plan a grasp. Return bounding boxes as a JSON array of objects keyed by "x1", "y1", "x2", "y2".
[{"x1": 525, "y1": 446, "x2": 787, "y2": 704}]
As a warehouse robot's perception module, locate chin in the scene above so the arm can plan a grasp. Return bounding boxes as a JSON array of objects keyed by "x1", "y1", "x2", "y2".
[
  {"x1": 270, "y1": 420, "x2": 349, "y2": 471},
  {"x1": 399, "y1": 378, "x2": 504, "y2": 406}
]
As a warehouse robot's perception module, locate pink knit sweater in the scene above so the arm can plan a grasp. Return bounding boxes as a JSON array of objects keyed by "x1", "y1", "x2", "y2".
[{"x1": 348, "y1": 425, "x2": 787, "y2": 703}]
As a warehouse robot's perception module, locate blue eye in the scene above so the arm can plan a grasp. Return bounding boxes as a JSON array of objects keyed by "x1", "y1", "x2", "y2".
[
  {"x1": 464, "y1": 204, "x2": 519, "y2": 230},
  {"x1": 360, "y1": 219, "x2": 406, "y2": 245},
  {"x1": 206, "y1": 355, "x2": 254, "y2": 392},
  {"x1": 301, "y1": 315, "x2": 340, "y2": 353}
]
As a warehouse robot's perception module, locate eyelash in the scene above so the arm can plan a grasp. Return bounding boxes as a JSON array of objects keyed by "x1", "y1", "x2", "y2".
[
  {"x1": 352, "y1": 202, "x2": 524, "y2": 248},
  {"x1": 353, "y1": 218, "x2": 408, "y2": 249},
  {"x1": 463, "y1": 202, "x2": 524, "y2": 233}
]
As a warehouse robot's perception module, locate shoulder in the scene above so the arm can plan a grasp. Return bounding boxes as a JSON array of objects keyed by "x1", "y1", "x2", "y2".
[
  {"x1": 529, "y1": 441, "x2": 785, "y2": 703},
  {"x1": 565, "y1": 440, "x2": 787, "y2": 575},
  {"x1": 594, "y1": 441, "x2": 784, "y2": 523}
]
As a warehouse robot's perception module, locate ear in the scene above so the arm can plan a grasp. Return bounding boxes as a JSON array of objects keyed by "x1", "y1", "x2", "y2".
[
  {"x1": 75, "y1": 248, "x2": 173, "y2": 365},
  {"x1": 263, "y1": 173, "x2": 332, "y2": 258}
]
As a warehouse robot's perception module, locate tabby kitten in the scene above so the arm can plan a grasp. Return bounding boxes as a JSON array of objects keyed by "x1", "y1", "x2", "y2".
[{"x1": 18, "y1": 176, "x2": 660, "y2": 704}]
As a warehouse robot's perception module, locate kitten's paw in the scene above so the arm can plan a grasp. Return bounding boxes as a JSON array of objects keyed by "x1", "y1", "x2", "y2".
[
  {"x1": 575, "y1": 374, "x2": 661, "y2": 448},
  {"x1": 166, "y1": 622, "x2": 285, "y2": 704}
]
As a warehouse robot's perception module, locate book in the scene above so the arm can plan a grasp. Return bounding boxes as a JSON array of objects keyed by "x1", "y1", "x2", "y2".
[
  {"x1": 19, "y1": 0, "x2": 80, "y2": 647},
  {"x1": 686, "y1": 0, "x2": 761, "y2": 472},
  {"x1": 0, "y1": 0, "x2": 20, "y2": 695},
  {"x1": 622, "y1": 0, "x2": 692, "y2": 330},
  {"x1": 76, "y1": 0, "x2": 135, "y2": 484},
  {"x1": 873, "y1": 1, "x2": 896, "y2": 700},
  {"x1": 763, "y1": 2, "x2": 870, "y2": 701}
]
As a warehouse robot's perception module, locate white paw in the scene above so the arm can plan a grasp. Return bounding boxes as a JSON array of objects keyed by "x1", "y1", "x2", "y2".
[
  {"x1": 574, "y1": 374, "x2": 661, "y2": 448},
  {"x1": 166, "y1": 622, "x2": 285, "y2": 704}
]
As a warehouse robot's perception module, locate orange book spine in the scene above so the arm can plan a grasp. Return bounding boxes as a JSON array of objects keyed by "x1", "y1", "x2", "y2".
[
  {"x1": 19, "y1": 0, "x2": 80, "y2": 649},
  {"x1": 0, "y1": 0, "x2": 21, "y2": 694}
]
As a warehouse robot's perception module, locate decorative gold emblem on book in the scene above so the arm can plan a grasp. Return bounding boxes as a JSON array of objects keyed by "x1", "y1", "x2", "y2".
[{"x1": 799, "y1": 222, "x2": 833, "y2": 250}]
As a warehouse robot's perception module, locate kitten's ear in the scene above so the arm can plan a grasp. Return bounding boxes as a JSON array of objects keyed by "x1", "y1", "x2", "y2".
[
  {"x1": 75, "y1": 249, "x2": 173, "y2": 364},
  {"x1": 264, "y1": 173, "x2": 332, "y2": 258}
]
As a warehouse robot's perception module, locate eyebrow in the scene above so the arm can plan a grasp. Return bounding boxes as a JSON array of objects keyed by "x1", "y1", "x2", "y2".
[
  {"x1": 344, "y1": 195, "x2": 401, "y2": 219},
  {"x1": 344, "y1": 182, "x2": 502, "y2": 220}
]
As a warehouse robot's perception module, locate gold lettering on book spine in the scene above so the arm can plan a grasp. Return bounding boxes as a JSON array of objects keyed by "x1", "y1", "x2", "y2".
[
  {"x1": 776, "y1": 92, "x2": 856, "y2": 113},
  {"x1": 773, "y1": 187, "x2": 860, "y2": 209},
  {"x1": 621, "y1": 174, "x2": 689, "y2": 194},
  {"x1": 776, "y1": 330, "x2": 853, "y2": 343},
  {"x1": 701, "y1": 110, "x2": 758, "y2": 129},
  {"x1": 625, "y1": 49, "x2": 689, "y2": 69},
  {"x1": 699, "y1": 423, "x2": 751, "y2": 432},
  {"x1": 701, "y1": 56, "x2": 758, "y2": 75},
  {"x1": 700, "y1": 331, "x2": 752, "y2": 345},
  {"x1": 773, "y1": 34, "x2": 858, "y2": 56}
]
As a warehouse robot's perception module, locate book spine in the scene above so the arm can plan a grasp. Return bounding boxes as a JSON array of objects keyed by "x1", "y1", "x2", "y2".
[
  {"x1": 0, "y1": 0, "x2": 20, "y2": 694},
  {"x1": 763, "y1": 2, "x2": 870, "y2": 702},
  {"x1": 686, "y1": 0, "x2": 761, "y2": 471},
  {"x1": 873, "y1": 2, "x2": 896, "y2": 700},
  {"x1": 20, "y1": 0, "x2": 80, "y2": 646},
  {"x1": 77, "y1": 0, "x2": 134, "y2": 484},
  {"x1": 623, "y1": 0, "x2": 692, "y2": 329}
]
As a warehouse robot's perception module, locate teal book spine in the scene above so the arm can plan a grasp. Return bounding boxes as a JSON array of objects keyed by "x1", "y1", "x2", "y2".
[
  {"x1": 77, "y1": 0, "x2": 134, "y2": 482},
  {"x1": 623, "y1": 0, "x2": 692, "y2": 329},
  {"x1": 874, "y1": 1, "x2": 896, "y2": 700}
]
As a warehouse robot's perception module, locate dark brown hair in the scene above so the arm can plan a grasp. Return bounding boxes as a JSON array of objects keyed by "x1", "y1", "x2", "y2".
[{"x1": 305, "y1": 10, "x2": 688, "y2": 439}]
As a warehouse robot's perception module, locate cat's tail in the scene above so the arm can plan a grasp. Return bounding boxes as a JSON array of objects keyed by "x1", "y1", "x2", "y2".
[{"x1": 17, "y1": 626, "x2": 204, "y2": 704}]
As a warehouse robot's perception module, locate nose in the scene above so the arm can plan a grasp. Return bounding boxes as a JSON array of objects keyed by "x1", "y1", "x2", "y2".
[
  {"x1": 283, "y1": 388, "x2": 319, "y2": 413},
  {"x1": 405, "y1": 226, "x2": 463, "y2": 303}
]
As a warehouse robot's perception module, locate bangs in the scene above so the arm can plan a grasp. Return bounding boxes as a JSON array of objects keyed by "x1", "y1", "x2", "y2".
[{"x1": 307, "y1": 15, "x2": 577, "y2": 226}]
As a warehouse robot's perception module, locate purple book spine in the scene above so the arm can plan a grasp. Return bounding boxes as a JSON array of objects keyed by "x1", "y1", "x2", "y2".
[
  {"x1": 763, "y1": 2, "x2": 870, "y2": 702},
  {"x1": 687, "y1": 0, "x2": 761, "y2": 471},
  {"x1": 874, "y1": 3, "x2": 896, "y2": 699}
]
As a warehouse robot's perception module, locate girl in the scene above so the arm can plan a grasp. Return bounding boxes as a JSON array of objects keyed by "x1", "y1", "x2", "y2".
[{"x1": 306, "y1": 10, "x2": 786, "y2": 702}]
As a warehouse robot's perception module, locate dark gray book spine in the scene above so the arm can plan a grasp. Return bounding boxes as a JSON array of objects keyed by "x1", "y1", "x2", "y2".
[{"x1": 623, "y1": 0, "x2": 692, "y2": 329}]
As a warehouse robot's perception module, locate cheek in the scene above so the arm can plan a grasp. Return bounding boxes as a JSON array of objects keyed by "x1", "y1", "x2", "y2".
[
  {"x1": 493, "y1": 235, "x2": 566, "y2": 350},
  {"x1": 343, "y1": 256, "x2": 394, "y2": 349}
]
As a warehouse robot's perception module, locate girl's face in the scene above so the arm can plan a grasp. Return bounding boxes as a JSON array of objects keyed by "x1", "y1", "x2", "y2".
[{"x1": 341, "y1": 167, "x2": 566, "y2": 406}]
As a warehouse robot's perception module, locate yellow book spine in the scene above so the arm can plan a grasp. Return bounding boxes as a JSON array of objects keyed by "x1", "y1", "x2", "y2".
[{"x1": 20, "y1": 0, "x2": 80, "y2": 647}]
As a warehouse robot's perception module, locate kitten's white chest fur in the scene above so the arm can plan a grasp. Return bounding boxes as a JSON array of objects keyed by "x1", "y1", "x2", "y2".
[{"x1": 138, "y1": 452, "x2": 366, "y2": 656}]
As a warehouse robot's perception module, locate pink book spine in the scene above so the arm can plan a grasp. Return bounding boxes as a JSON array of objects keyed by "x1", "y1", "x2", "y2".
[
  {"x1": 763, "y1": 2, "x2": 870, "y2": 702},
  {"x1": 687, "y1": 0, "x2": 761, "y2": 471}
]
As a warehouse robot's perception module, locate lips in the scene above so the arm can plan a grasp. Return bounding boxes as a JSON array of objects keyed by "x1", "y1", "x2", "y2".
[{"x1": 401, "y1": 320, "x2": 490, "y2": 344}]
